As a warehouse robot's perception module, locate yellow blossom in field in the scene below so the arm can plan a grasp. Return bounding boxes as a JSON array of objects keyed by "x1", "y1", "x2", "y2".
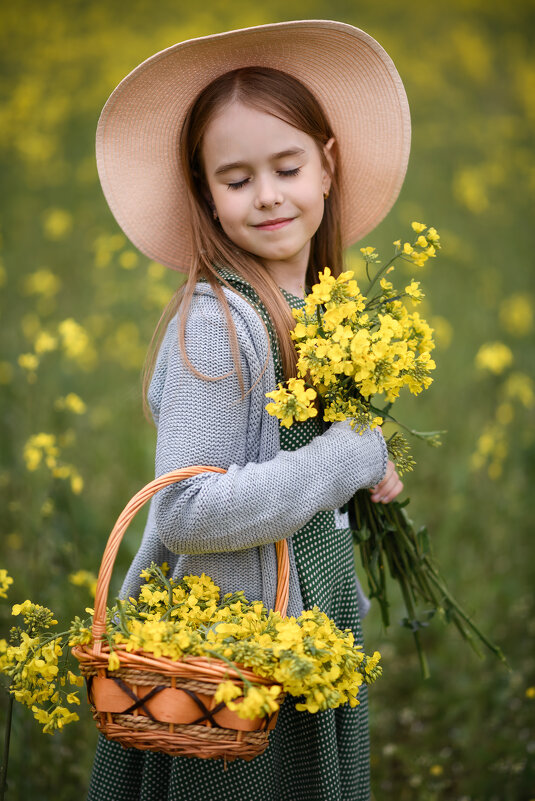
[
  {"x1": 22, "y1": 269, "x2": 61, "y2": 298},
  {"x1": 119, "y1": 250, "x2": 139, "y2": 269},
  {"x1": 525, "y1": 687, "x2": 535, "y2": 699},
  {"x1": 93, "y1": 233, "x2": 126, "y2": 268},
  {"x1": 503, "y1": 372, "x2": 534, "y2": 408},
  {"x1": 34, "y1": 331, "x2": 58, "y2": 354},
  {"x1": 42, "y1": 208, "x2": 73, "y2": 240},
  {"x1": 41, "y1": 498, "x2": 54, "y2": 517},
  {"x1": 0, "y1": 569, "x2": 13, "y2": 598},
  {"x1": 18, "y1": 353, "x2": 39, "y2": 371},
  {"x1": 475, "y1": 342, "x2": 513, "y2": 375},
  {"x1": 57, "y1": 318, "x2": 97, "y2": 370},
  {"x1": 411, "y1": 222, "x2": 427, "y2": 232},
  {"x1": 499, "y1": 293, "x2": 532, "y2": 337},
  {"x1": 54, "y1": 393, "x2": 87, "y2": 414},
  {"x1": 495, "y1": 402, "x2": 514, "y2": 425},
  {"x1": 429, "y1": 764, "x2": 444, "y2": 777},
  {"x1": 69, "y1": 570, "x2": 97, "y2": 597},
  {"x1": 23, "y1": 433, "x2": 59, "y2": 471}
]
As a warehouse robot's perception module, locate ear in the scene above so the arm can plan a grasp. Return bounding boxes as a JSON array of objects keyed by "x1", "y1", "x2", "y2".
[{"x1": 322, "y1": 137, "x2": 336, "y2": 194}]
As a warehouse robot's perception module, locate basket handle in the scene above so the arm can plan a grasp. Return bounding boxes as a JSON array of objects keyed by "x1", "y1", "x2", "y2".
[{"x1": 91, "y1": 466, "x2": 290, "y2": 655}]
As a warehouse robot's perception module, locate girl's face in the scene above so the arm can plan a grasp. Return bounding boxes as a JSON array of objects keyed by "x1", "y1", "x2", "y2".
[{"x1": 201, "y1": 101, "x2": 334, "y2": 273}]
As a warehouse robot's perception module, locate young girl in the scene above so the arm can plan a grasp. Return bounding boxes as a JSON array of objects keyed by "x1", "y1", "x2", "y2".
[{"x1": 89, "y1": 20, "x2": 409, "y2": 801}]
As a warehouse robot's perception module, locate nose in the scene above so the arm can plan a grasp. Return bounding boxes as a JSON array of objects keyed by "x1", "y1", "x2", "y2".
[{"x1": 254, "y1": 174, "x2": 283, "y2": 210}]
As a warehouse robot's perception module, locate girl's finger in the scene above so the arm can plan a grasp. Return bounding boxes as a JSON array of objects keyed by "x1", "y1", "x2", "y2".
[
  {"x1": 370, "y1": 468, "x2": 403, "y2": 503},
  {"x1": 375, "y1": 477, "x2": 404, "y2": 503}
]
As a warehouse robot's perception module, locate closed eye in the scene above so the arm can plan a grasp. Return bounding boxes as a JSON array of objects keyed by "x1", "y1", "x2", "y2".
[
  {"x1": 226, "y1": 167, "x2": 301, "y2": 191},
  {"x1": 227, "y1": 178, "x2": 249, "y2": 191}
]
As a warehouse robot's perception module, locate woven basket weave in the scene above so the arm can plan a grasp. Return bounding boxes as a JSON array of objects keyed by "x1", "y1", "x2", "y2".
[{"x1": 72, "y1": 465, "x2": 289, "y2": 761}]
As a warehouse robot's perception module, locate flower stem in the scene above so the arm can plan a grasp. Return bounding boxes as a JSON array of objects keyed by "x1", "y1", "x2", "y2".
[
  {"x1": 0, "y1": 690, "x2": 13, "y2": 801},
  {"x1": 350, "y1": 490, "x2": 507, "y2": 677}
]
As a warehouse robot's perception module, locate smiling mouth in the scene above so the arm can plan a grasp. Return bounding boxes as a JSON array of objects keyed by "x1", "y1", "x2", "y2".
[{"x1": 253, "y1": 218, "x2": 294, "y2": 230}]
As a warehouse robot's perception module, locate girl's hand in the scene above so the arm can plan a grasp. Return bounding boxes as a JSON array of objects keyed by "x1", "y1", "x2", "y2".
[{"x1": 369, "y1": 460, "x2": 403, "y2": 504}]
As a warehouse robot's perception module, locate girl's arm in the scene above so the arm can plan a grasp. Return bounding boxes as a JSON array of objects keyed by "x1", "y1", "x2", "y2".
[{"x1": 151, "y1": 290, "x2": 388, "y2": 555}]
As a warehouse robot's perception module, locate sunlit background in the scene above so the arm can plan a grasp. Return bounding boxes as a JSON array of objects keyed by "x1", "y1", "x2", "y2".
[{"x1": 1, "y1": 1, "x2": 534, "y2": 798}]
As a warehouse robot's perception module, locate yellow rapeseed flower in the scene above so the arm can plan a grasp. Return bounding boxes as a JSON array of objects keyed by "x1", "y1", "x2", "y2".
[
  {"x1": 54, "y1": 393, "x2": 87, "y2": 414},
  {"x1": 475, "y1": 342, "x2": 514, "y2": 375},
  {"x1": 34, "y1": 331, "x2": 58, "y2": 354},
  {"x1": 18, "y1": 353, "x2": 39, "y2": 371},
  {"x1": 22, "y1": 269, "x2": 61, "y2": 298},
  {"x1": 0, "y1": 569, "x2": 14, "y2": 598},
  {"x1": 42, "y1": 209, "x2": 73, "y2": 240},
  {"x1": 119, "y1": 250, "x2": 139, "y2": 269},
  {"x1": 504, "y1": 372, "x2": 534, "y2": 408},
  {"x1": 499, "y1": 293, "x2": 533, "y2": 337},
  {"x1": 69, "y1": 570, "x2": 97, "y2": 597}
]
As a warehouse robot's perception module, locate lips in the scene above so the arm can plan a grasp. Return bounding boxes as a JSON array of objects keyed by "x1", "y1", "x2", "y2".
[{"x1": 253, "y1": 217, "x2": 294, "y2": 230}]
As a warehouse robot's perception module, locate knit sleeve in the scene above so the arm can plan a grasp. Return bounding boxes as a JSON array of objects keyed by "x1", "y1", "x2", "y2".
[{"x1": 151, "y1": 290, "x2": 388, "y2": 555}]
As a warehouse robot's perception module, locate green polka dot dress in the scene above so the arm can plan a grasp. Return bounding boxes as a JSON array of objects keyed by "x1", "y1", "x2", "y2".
[{"x1": 87, "y1": 272, "x2": 371, "y2": 801}]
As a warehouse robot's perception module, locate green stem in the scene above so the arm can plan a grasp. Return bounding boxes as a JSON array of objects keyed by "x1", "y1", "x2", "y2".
[
  {"x1": 369, "y1": 405, "x2": 445, "y2": 444},
  {"x1": 203, "y1": 648, "x2": 255, "y2": 690},
  {"x1": 0, "y1": 691, "x2": 13, "y2": 801},
  {"x1": 421, "y1": 561, "x2": 507, "y2": 663},
  {"x1": 365, "y1": 253, "x2": 400, "y2": 296},
  {"x1": 398, "y1": 576, "x2": 431, "y2": 679}
]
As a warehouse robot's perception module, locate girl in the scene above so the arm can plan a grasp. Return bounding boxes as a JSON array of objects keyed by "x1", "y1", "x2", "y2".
[{"x1": 89, "y1": 20, "x2": 409, "y2": 801}]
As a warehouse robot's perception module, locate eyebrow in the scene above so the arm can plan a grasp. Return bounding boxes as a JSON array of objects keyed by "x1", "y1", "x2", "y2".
[{"x1": 214, "y1": 148, "x2": 306, "y2": 175}]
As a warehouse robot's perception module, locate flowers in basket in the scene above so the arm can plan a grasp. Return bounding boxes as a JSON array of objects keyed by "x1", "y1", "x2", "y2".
[
  {"x1": 265, "y1": 223, "x2": 506, "y2": 677},
  {"x1": 1, "y1": 563, "x2": 382, "y2": 737}
]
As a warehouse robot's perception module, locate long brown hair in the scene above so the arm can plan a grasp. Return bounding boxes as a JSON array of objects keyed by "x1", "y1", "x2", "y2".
[{"x1": 142, "y1": 66, "x2": 344, "y2": 422}]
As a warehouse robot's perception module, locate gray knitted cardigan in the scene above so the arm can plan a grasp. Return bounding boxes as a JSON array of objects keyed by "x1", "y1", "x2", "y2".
[{"x1": 119, "y1": 281, "x2": 388, "y2": 618}]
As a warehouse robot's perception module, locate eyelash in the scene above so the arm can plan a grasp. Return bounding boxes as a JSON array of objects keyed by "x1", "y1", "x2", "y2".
[{"x1": 227, "y1": 167, "x2": 301, "y2": 191}]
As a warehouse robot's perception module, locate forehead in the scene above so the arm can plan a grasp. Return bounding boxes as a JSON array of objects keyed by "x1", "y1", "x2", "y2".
[{"x1": 201, "y1": 101, "x2": 317, "y2": 168}]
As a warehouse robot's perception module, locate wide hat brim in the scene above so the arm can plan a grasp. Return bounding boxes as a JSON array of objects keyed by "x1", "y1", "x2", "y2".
[{"x1": 96, "y1": 19, "x2": 411, "y2": 272}]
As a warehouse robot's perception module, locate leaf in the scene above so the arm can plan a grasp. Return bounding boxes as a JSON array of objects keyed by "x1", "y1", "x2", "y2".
[{"x1": 352, "y1": 526, "x2": 370, "y2": 543}]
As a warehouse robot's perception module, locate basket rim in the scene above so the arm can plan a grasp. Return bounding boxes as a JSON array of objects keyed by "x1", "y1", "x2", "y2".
[{"x1": 72, "y1": 643, "x2": 280, "y2": 686}]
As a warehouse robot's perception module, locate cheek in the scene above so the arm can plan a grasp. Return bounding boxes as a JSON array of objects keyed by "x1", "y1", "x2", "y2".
[{"x1": 213, "y1": 191, "x2": 244, "y2": 224}]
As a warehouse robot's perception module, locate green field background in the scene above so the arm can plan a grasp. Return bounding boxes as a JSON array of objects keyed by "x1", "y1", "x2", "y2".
[{"x1": 1, "y1": 1, "x2": 534, "y2": 798}]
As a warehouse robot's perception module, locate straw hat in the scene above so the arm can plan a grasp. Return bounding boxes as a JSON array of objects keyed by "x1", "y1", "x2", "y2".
[{"x1": 96, "y1": 19, "x2": 411, "y2": 271}]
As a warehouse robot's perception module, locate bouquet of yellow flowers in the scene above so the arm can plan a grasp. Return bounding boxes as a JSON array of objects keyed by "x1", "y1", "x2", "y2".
[{"x1": 266, "y1": 223, "x2": 506, "y2": 677}]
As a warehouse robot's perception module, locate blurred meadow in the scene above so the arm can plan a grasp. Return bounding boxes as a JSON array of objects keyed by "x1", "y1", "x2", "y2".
[{"x1": 1, "y1": 0, "x2": 534, "y2": 798}]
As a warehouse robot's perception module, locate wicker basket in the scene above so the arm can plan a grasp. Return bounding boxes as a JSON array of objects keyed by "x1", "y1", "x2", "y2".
[{"x1": 72, "y1": 465, "x2": 289, "y2": 761}]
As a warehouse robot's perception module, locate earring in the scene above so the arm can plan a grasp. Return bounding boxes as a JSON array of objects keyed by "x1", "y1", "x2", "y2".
[
  {"x1": 323, "y1": 189, "x2": 330, "y2": 200},
  {"x1": 212, "y1": 209, "x2": 218, "y2": 220}
]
